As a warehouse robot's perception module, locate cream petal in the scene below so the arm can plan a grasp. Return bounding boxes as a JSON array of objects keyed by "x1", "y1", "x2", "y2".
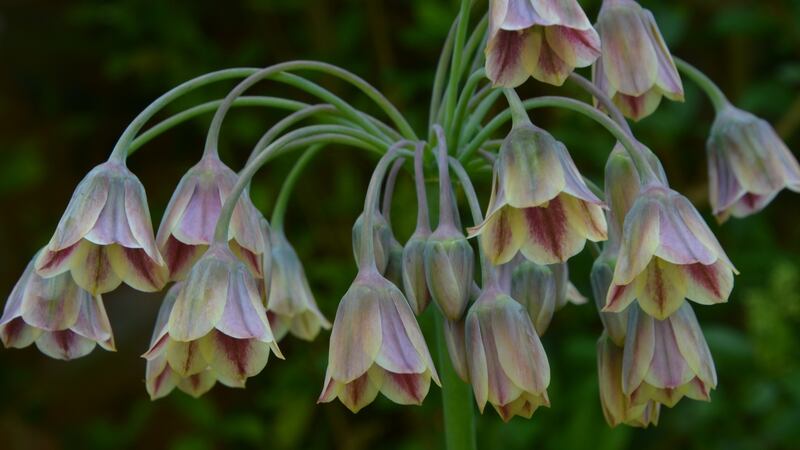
[
  {"x1": 670, "y1": 304, "x2": 717, "y2": 387},
  {"x1": 544, "y1": 25, "x2": 599, "y2": 69},
  {"x1": 492, "y1": 297, "x2": 550, "y2": 394},
  {"x1": 70, "y1": 241, "x2": 123, "y2": 295},
  {"x1": 635, "y1": 258, "x2": 687, "y2": 320},
  {"x1": 156, "y1": 171, "x2": 198, "y2": 249},
  {"x1": 444, "y1": 318, "x2": 469, "y2": 382},
  {"x1": 477, "y1": 206, "x2": 526, "y2": 265},
  {"x1": 23, "y1": 264, "x2": 83, "y2": 332},
  {"x1": 35, "y1": 330, "x2": 96, "y2": 360},
  {"x1": 46, "y1": 165, "x2": 110, "y2": 252},
  {"x1": 107, "y1": 246, "x2": 168, "y2": 292},
  {"x1": 684, "y1": 261, "x2": 733, "y2": 306},
  {"x1": 162, "y1": 237, "x2": 208, "y2": 281},
  {"x1": 519, "y1": 198, "x2": 586, "y2": 265},
  {"x1": 35, "y1": 242, "x2": 83, "y2": 279},
  {"x1": 604, "y1": 281, "x2": 637, "y2": 314},
  {"x1": 327, "y1": 279, "x2": 383, "y2": 383},
  {"x1": 480, "y1": 315, "x2": 523, "y2": 406},
  {"x1": 1, "y1": 318, "x2": 42, "y2": 348},
  {"x1": 166, "y1": 338, "x2": 207, "y2": 377},
  {"x1": 0, "y1": 258, "x2": 31, "y2": 326},
  {"x1": 561, "y1": 195, "x2": 608, "y2": 242},
  {"x1": 146, "y1": 353, "x2": 179, "y2": 400},
  {"x1": 621, "y1": 307, "x2": 655, "y2": 395},
  {"x1": 338, "y1": 370, "x2": 381, "y2": 413},
  {"x1": 613, "y1": 90, "x2": 664, "y2": 122},
  {"x1": 72, "y1": 296, "x2": 115, "y2": 351},
  {"x1": 486, "y1": 29, "x2": 532, "y2": 88},
  {"x1": 644, "y1": 9, "x2": 683, "y2": 99},
  {"x1": 523, "y1": 26, "x2": 573, "y2": 86},
  {"x1": 465, "y1": 310, "x2": 489, "y2": 410},
  {"x1": 379, "y1": 369, "x2": 431, "y2": 405},
  {"x1": 598, "y1": 2, "x2": 658, "y2": 96},
  {"x1": 614, "y1": 198, "x2": 660, "y2": 286},
  {"x1": 177, "y1": 371, "x2": 218, "y2": 398},
  {"x1": 200, "y1": 331, "x2": 270, "y2": 388}
]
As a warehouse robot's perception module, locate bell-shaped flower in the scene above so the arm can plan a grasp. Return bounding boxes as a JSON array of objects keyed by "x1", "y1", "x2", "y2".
[
  {"x1": 622, "y1": 304, "x2": 717, "y2": 407},
  {"x1": 486, "y1": 0, "x2": 600, "y2": 87},
  {"x1": 465, "y1": 284, "x2": 550, "y2": 421},
  {"x1": 1, "y1": 253, "x2": 114, "y2": 360},
  {"x1": 510, "y1": 259, "x2": 560, "y2": 335},
  {"x1": 597, "y1": 332, "x2": 659, "y2": 428},
  {"x1": 157, "y1": 154, "x2": 269, "y2": 280},
  {"x1": 402, "y1": 230, "x2": 431, "y2": 315},
  {"x1": 591, "y1": 253, "x2": 628, "y2": 346},
  {"x1": 593, "y1": 0, "x2": 684, "y2": 120},
  {"x1": 352, "y1": 212, "x2": 393, "y2": 274},
  {"x1": 144, "y1": 244, "x2": 282, "y2": 391},
  {"x1": 469, "y1": 124, "x2": 607, "y2": 266},
  {"x1": 144, "y1": 284, "x2": 217, "y2": 400},
  {"x1": 707, "y1": 105, "x2": 800, "y2": 222},
  {"x1": 35, "y1": 159, "x2": 167, "y2": 295},
  {"x1": 318, "y1": 268, "x2": 440, "y2": 413},
  {"x1": 604, "y1": 185, "x2": 736, "y2": 319},
  {"x1": 266, "y1": 231, "x2": 330, "y2": 341}
]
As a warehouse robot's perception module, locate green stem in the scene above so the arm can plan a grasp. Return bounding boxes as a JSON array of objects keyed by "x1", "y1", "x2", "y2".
[
  {"x1": 674, "y1": 57, "x2": 730, "y2": 112},
  {"x1": 433, "y1": 125, "x2": 456, "y2": 229},
  {"x1": 460, "y1": 89, "x2": 502, "y2": 144},
  {"x1": 435, "y1": 312, "x2": 477, "y2": 450},
  {"x1": 461, "y1": 96, "x2": 660, "y2": 184},
  {"x1": 270, "y1": 145, "x2": 324, "y2": 233},
  {"x1": 447, "y1": 156, "x2": 490, "y2": 285},
  {"x1": 449, "y1": 69, "x2": 486, "y2": 148},
  {"x1": 443, "y1": 0, "x2": 473, "y2": 131},
  {"x1": 246, "y1": 104, "x2": 336, "y2": 165},
  {"x1": 430, "y1": 20, "x2": 459, "y2": 130},
  {"x1": 109, "y1": 67, "x2": 259, "y2": 161},
  {"x1": 128, "y1": 96, "x2": 306, "y2": 155},
  {"x1": 382, "y1": 158, "x2": 406, "y2": 222},
  {"x1": 460, "y1": 13, "x2": 488, "y2": 77},
  {"x1": 502, "y1": 88, "x2": 531, "y2": 128},
  {"x1": 568, "y1": 73, "x2": 632, "y2": 135}
]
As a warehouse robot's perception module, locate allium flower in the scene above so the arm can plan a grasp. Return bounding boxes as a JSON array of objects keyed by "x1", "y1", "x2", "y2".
[
  {"x1": 35, "y1": 159, "x2": 167, "y2": 295},
  {"x1": 593, "y1": 0, "x2": 684, "y2": 120},
  {"x1": 485, "y1": 0, "x2": 601, "y2": 87},
  {"x1": 510, "y1": 259, "x2": 562, "y2": 335},
  {"x1": 1, "y1": 254, "x2": 114, "y2": 360},
  {"x1": 622, "y1": 304, "x2": 717, "y2": 407},
  {"x1": 402, "y1": 230, "x2": 431, "y2": 315},
  {"x1": 145, "y1": 244, "x2": 282, "y2": 390},
  {"x1": 318, "y1": 269, "x2": 440, "y2": 413},
  {"x1": 144, "y1": 284, "x2": 217, "y2": 400},
  {"x1": 707, "y1": 105, "x2": 800, "y2": 222},
  {"x1": 465, "y1": 285, "x2": 550, "y2": 421},
  {"x1": 157, "y1": 154, "x2": 269, "y2": 280},
  {"x1": 266, "y1": 231, "x2": 330, "y2": 341},
  {"x1": 470, "y1": 123, "x2": 607, "y2": 266},
  {"x1": 591, "y1": 254, "x2": 627, "y2": 346},
  {"x1": 604, "y1": 185, "x2": 736, "y2": 319},
  {"x1": 597, "y1": 333, "x2": 659, "y2": 428},
  {"x1": 352, "y1": 211, "x2": 393, "y2": 274}
]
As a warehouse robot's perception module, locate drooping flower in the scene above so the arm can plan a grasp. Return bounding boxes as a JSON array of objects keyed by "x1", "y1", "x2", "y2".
[
  {"x1": 486, "y1": 0, "x2": 601, "y2": 87},
  {"x1": 707, "y1": 105, "x2": 800, "y2": 222},
  {"x1": 469, "y1": 123, "x2": 607, "y2": 266},
  {"x1": 604, "y1": 185, "x2": 736, "y2": 319},
  {"x1": 35, "y1": 159, "x2": 167, "y2": 295},
  {"x1": 144, "y1": 244, "x2": 282, "y2": 391},
  {"x1": 622, "y1": 304, "x2": 717, "y2": 407},
  {"x1": 318, "y1": 269, "x2": 440, "y2": 413},
  {"x1": 352, "y1": 211, "x2": 394, "y2": 274},
  {"x1": 597, "y1": 332, "x2": 659, "y2": 428},
  {"x1": 157, "y1": 154, "x2": 269, "y2": 280},
  {"x1": 591, "y1": 253, "x2": 628, "y2": 346},
  {"x1": 266, "y1": 231, "x2": 330, "y2": 341},
  {"x1": 510, "y1": 259, "x2": 560, "y2": 335},
  {"x1": 593, "y1": 0, "x2": 684, "y2": 120},
  {"x1": 402, "y1": 142, "x2": 433, "y2": 315},
  {"x1": 465, "y1": 284, "x2": 550, "y2": 421},
  {"x1": 1, "y1": 253, "x2": 114, "y2": 360},
  {"x1": 144, "y1": 283, "x2": 217, "y2": 400}
]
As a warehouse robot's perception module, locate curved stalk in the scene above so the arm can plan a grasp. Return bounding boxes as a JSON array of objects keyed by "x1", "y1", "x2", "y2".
[
  {"x1": 568, "y1": 73, "x2": 632, "y2": 135},
  {"x1": 460, "y1": 89, "x2": 503, "y2": 144},
  {"x1": 412, "y1": 142, "x2": 431, "y2": 232},
  {"x1": 433, "y1": 125, "x2": 456, "y2": 229},
  {"x1": 460, "y1": 13, "x2": 488, "y2": 77},
  {"x1": 382, "y1": 158, "x2": 406, "y2": 222},
  {"x1": 246, "y1": 104, "x2": 337, "y2": 165},
  {"x1": 674, "y1": 57, "x2": 731, "y2": 112},
  {"x1": 449, "y1": 69, "x2": 487, "y2": 147},
  {"x1": 270, "y1": 145, "x2": 324, "y2": 233},
  {"x1": 447, "y1": 156, "x2": 489, "y2": 285},
  {"x1": 430, "y1": 20, "x2": 459, "y2": 130}
]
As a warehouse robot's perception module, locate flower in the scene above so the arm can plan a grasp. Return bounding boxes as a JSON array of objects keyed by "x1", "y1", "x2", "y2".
[
  {"x1": 424, "y1": 229, "x2": 474, "y2": 321},
  {"x1": 485, "y1": 0, "x2": 600, "y2": 87},
  {"x1": 622, "y1": 304, "x2": 717, "y2": 407},
  {"x1": 604, "y1": 185, "x2": 736, "y2": 319},
  {"x1": 144, "y1": 284, "x2": 217, "y2": 400},
  {"x1": 144, "y1": 244, "x2": 282, "y2": 390},
  {"x1": 35, "y1": 159, "x2": 167, "y2": 295},
  {"x1": 157, "y1": 154, "x2": 269, "y2": 280},
  {"x1": 1, "y1": 253, "x2": 114, "y2": 360},
  {"x1": 510, "y1": 259, "x2": 560, "y2": 335},
  {"x1": 401, "y1": 229, "x2": 431, "y2": 315},
  {"x1": 469, "y1": 123, "x2": 607, "y2": 266},
  {"x1": 591, "y1": 253, "x2": 628, "y2": 346},
  {"x1": 465, "y1": 284, "x2": 550, "y2": 421},
  {"x1": 352, "y1": 211, "x2": 393, "y2": 274},
  {"x1": 318, "y1": 269, "x2": 439, "y2": 413},
  {"x1": 707, "y1": 105, "x2": 800, "y2": 222},
  {"x1": 597, "y1": 332, "x2": 659, "y2": 428},
  {"x1": 593, "y1": 0, "x2": 684, "y2": 120},
  {"x1": 266, "y1": 231, "x2": 331, "y2": 341}
]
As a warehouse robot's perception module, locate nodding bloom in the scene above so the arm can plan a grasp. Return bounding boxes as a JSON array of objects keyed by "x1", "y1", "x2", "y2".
[
  {"x1": 144, "y1": 244, "x2": 282, "y2": 391},
  {"x1": 352, "y1": 211, "x2": 394, "y2": 274},
  {"x1": 622, "y1": 304, "x2": 717, "y2": 407},
  {"x1": 603, "y1": 184, "x2": 736, "y2": 320},
  {"x1": 266, "y1": 231, "x2": 330, "y2": 341},
  {"x1": 510, "y1": 259, "x2": 563, "y2": 336},
  {"x1": 35, "y1": 159, "x2": 167, "y2": 295},
  {"x1": 707, "y1": 105, "x2": 800, "y2": 222},
  {"x1": 469, "y1": 123, "x2": 607, "y2": 266},
  {"x1": 157, "y1": 154, "x2": 269, "y2": 281},
  {"x1": 402, "y1": 230, "x2": 431, "y2": 315},
  {"x1": 1, "y1": 253, "x2": 114, "y2": 360},
  {"x1": 319, "y1": 269, "x2": 440, "y2": 413},
  {"x1": 465, "y1": 284, "x2": 550, "y2": 422},
  {"x1": 485, "y1": 0, "x2": 600, "y2": 87},
  {"x1": 591, "y1": 254, "x2": 628, "y2": 346},
  {"x1": 593, "y1": 0, "x2": 683, "y2": 121},
  {"x1": 145, "y1": 284, "x2": 217, "y2": 400},
  {"x1": 597, "y1": 332, "x2": 659, "y2": 428}
]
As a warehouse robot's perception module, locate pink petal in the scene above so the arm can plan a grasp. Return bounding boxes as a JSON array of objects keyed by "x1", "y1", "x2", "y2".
[
  {"x1": 486, "y1": 29, "x2": 531, "y2": 88},
  {"x1": 1, "y1": 318, "x2": 42, "y2": 349},
  {"x1": 379, "y1": 370, "x2": 431, "y2": 405},
  {"x1": 107, "y1": 246, "x2": 168, "y2": 292},
  {"x1": 162, "y1": 236, "x2": 208, "y2": 281},
  {"x1": 35, "y1": 329, "x2": 96, "y2": 360},
  {"x1": 21, "y1": 271, "x2": 83, "y2": 332},
  {"x1": 199, "y1": 331, "x2": 270, "y2": 388},
  {"x1": 544, "y1": 25, "x2": 600, "y2": 69}
]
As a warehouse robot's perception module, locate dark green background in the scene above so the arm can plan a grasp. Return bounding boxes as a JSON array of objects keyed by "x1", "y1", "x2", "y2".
[{"x1": 1, "y1": 1, "x2": 799, "y2": 449}]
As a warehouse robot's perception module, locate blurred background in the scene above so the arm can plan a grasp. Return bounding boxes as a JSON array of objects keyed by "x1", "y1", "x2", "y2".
[{"x1": 1, "y1": 0, "x2": 799, "y2": 449}]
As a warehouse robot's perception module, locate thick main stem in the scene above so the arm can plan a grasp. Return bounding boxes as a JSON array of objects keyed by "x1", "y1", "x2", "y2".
[{"x1": 435, "y1": 312, "x2": 477, "y2": 450}]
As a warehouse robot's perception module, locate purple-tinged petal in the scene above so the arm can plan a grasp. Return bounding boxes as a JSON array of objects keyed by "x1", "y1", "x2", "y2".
[
  {"x1": 177, "y1": 371, "x2": 217, "y2": 398},
  {"x1": 530, "y1": 0, "x2": 594, "y2": 29},
  {"x1": 70, "y1": 241, "x2": 122, "y2": 295},
  {"x1": 35, "y1": 330, "x2": 96, "y2": 360},
  {"x1": 216, "y1": 265, "x2": 272, "y2": 342},
  {"x1": 670, "y1": 304, "x2": 717, "y2": 387},
  {"x1": 44, "y1": 165, "x2": 110, "y2": 253},
  {"x1": 107, "y1": 246, "x2": 168, "y2": 293},
  {"x1": 35, "y1": 241, "x2": 82, "y2": 279},
  {"x1": 374, "y1": 293, "x2": 425, "y2": 375},
  {"x1": 162, "y1": 236, "x2": 208, "y2": 282},
  {"x1": 644, "y1": 318, "x2": 694, "y2": 389},
  {"x1": 72, "y1": 296, "x2": 115, "y2": 351},
  {"x1": 486, "y1": 29, "x2": 531, "y2": 88},
  {"x1": 378, "y1": 369, "x2": 431, "y2": 406},
  {"x1": 465, "y1": 310, "x2": 489, "y2": 411},
  {"x1": 477, "y1": 206, "x2": 526, "y2": 265},
  {"x1": 1, "y1": 318, "x2": 42, "y2": 349},
  {"x1": 1, "y1": 258, "x2": 34, "y2": 326},
  {"x1": 20, "y1": 270, "x2": 83, "y2": 332},
  {"x1": 614, "y1": 197, "x2": 660, "y2": 286},
  {"x1": 338, "y1": 371, "x2": 381, "y2": 413},
  {"x1": 492, "y1": 297, "x2": 550, "y2": 394},
  {"x1": 166, "y1": 338, "x2": 207, "y2": 377},
  {"x1": 684, "y1": 261, "x2": 733, "y2": 306},
  {"x1": 85, "y1": 180, "x2": 138, "y2": 248},
  {"x1": 200, "y1": 331, "x2": 270, "y2": 388},
  {"x1": 635, "y1": 258, "x2": 687, "y2": 320},
  {"x1": 146, "y1": 353, "x2": 179, "y2": 400},
  {"x1": 643, "y1": 9, "x2": 683, "y2": 100},
  {"x1": 523, "y1": 27, "x2": 573, "y2": 86},
  {"x1": 597, "y1": 1, "x2": 658, "y2": 96},
  {"x1": 544, "y1": 25, "x2": 600, "y2": 69},
  {"x1": 621, "y1": 306, "x2": 655, "y2": 396},
  {"x1": 613, "y1": 90, "x2": 663, "y2": 122},
  {"x1": 327, "y1": 278, "x2": 383, "y2": 383}
]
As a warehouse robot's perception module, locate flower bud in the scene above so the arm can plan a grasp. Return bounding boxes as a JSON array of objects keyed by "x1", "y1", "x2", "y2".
[
  {"x1": 383, "y1": 235, "x2": 405, "y2": 289},
  {"x1": 157, "y1": 154, "x2": 269, "y2": 281},
  {"x1": 597, "y1": 332, "x2": 659, "y2": 428},
  {"x1": 401, "y1": 230, "x2": 431, "y2": 315},
  {"x1": 1, "y1": 253, "x2": 115, "y2": 360},
  {"x1": 591, "y1": 253, "x2": 627, "y2": 346},
  {"x1": 466, "y1": 285, "x2": 550, "y2": 421},
  {"x1": 470, "y1": 124, "x2": 607, "y2": 266},
  {"x1": 443, "y1": 317, "x2": 470, "y2": 383},
  {"x1": 319, "y1": 269, "x2": 439, "y2": 413},
  {"x1": 486, "y1": 0, "x2": 600, "y2": 87},
  {"x1": 510, "y1": 260, "x2": 557, "y2": 336},
  {"x1": 707, "y1": 105, "x2": 800, "y2": 222},
  {"x1": 35, "y1": 160, "x2": 167, "y2": 295},
  {"x1": 593, "y1": 0, "x2": 684, "y2": 120},
  {"x1": 352, "y1": 212, "x2": 393, "y2": 273},
  {"x1": 145, "y1": 244, "x2": 282, "y2": 391},
  {"x1": 604, "y1": 185, "x2": 736, "y2": 319},
  {"x1": 424, "y1": 229, "x2": 475, "y2": 321},
  {"x1": 604, "y1": 144, "x2": 642, "y2": 247},
  {"x1": 622, "y1": 304, "x2": 717, "y2": 407},
  {"x1": 266, "y1": 231, "x2": 331, "y2": 341}
]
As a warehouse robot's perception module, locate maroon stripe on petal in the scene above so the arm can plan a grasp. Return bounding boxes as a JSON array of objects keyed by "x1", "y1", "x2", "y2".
[
  {"x1": 388, "y1": 372, "x2": 423, "y2": 402},
  {"x1": 164, "y1": 236, "x2": 200, "y2": 279},
  {"x1": 686, "y1": 263, "x2": 722, "y2": 298},
  {"x1": 38, "y1": 242, "x2": 80, "y2": 272},
  {"x1": 493, "y1": 31, "x2": 526, "y2": 79},
  {"x1": 345, "y1": 373, "x2": 370, "y2": 407},
  {"x1": 217, "y1": 333, "x2": 249, "y2": 378},
  {"x1": 124, "y1": 248, "x2": 162, "y2": 288},
  {"x1": 524, "y1": 199, "x2": 567, "y2": 261}
]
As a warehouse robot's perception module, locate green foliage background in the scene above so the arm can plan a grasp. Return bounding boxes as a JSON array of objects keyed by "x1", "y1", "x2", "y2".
[{"x1": 1, "y1": 1, "x2": 799, "y2": 449}]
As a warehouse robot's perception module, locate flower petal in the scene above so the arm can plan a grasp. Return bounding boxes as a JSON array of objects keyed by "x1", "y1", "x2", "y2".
[
  {"x1": 146, "y1": 353, "x2": 178, "y2": 400},
  {"x1": 107, "y1": 246, "x2": 168, "y2": 293},
  {"x1": 200, "y1": 331, "x2": 270, "y2": 388},
  {"x1": 166, "y1": 338, "x2": 207, "y2": 377},
  {"x1": 478, "y1": 206, "x2": 526, "y2": 265},
  {"x1": 177, "y1": 371, "x2": 218, "y2": 398},
  {"x1": 670, "y1": 304, "x2": 717, "y2": 387},
  {"x1": 378, "y1": 369, "x2": 431, "y2": 405},
  {"x1": 35, "y1": 329, "x2": 96, "y2": 360},
  {"x1": 522, "y1": 26, "x2": 572, "y2": 86},
  {"x1": 614, "y1": 198, "x2": 660, "y2": 285},
  {"x1": 544, "y1": 25, "x2": 599, "y2": 69},
  {"x1": 486, "y1": 29, "x2": 531, "y2": 88},
  {"x1": 465, "y1": 310, "x2": 489, "y2": 411},
  {"x1": 492, "y1": 297, "x2": 550, "y2": 394},
  {"x1": 684, "y1": 261, "x2": 733, "y2": 306},
  {"x1": 338, "y1": 371, "x2": 381, "y2": 413},
  {"x1": 1, "y1": 318, "x2": 42, "y2": 349},
  {"x1": 70, "y1": 241, "x2": 122, "y2": 295},
  {"x1": 327, "y1": 280, "x2": 383, "y2": 383},
  {"x1": 635, "y1": 258, "x2": 687, "y2": 320},
  {"x1": 621, "y1": 307, "x2": 655, "y2": 396}
]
